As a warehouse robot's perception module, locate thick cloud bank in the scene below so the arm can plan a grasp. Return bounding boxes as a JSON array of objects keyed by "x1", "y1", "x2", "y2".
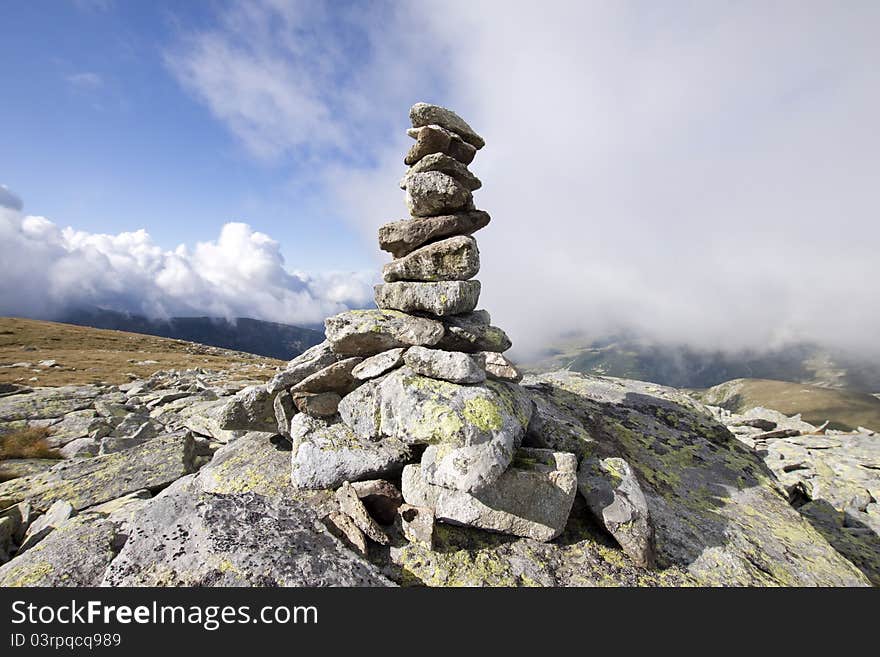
[{"x1": 0, "y1": 202, "x2": 373, "y2": 325}]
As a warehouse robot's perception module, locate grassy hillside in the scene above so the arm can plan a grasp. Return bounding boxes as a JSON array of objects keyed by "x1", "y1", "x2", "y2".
[
  {"x1": 698, "y1": 378, "x2": 880, "y2": 431},
  {"x1": 0, "y1": 317, "x2": 283, "y2": 386}
]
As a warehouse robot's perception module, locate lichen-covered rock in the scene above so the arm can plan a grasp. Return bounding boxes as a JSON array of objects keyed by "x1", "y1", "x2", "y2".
[
  {"x1": 0, "y1": 385, "x2": 103, "y2": 422},
  {"x1": 101, "y1": 477, "x2": 393, "y2": 587},
  {"x1": 352, "y1": 348, "x2": 406, "y2": 381},
  {"x1": 410, "y1": 102, "x2": 485, "y2": 149},
  {"x1": 290, "y1": 415, "x2": 413, "y2": 490},
  {"x1": 0, "y1": 514, "x2": 126, "y2": 587},
  {"x1": 58, "y1": 437, "x2": 100, "y2": 459},
  {"x1": 216, "y1": 385, "x2": 277, "y2": 432},
  {"x1": 404, "y1": 171, "x2": 473, "y2": 217},
  {"x1": 437, "y1": 311, "x2": 512, "y2": 353},
  {"x1": 382, "y1": 235, "x2": 480, "y2": 283},
  {"x1": 0, "y1": 432, "x2": 197, "y2": 513},
  {"x1": 524, "y1": 389, "x2": 597, "y2": 459},
  {"x1": 400, "y1": 152, "x2": 481, "y2": 191},
  {"x1": 290, "y1": 357, "x2": 363, "y2": 395},
  {"x1": 399, "y1": 504, "x2": 434, "y2": 548},
  {"x1": 325, "y1": 309, "x2": 444, "y2": 356},
  {"x1": 481, "y1": 352, "x2": 522, "y2": 383},
  {"x1": 375, "y1": 280, "x2": 481, "y2": 317},
  {"x1": 379, "y1": 211, "x2": 490, "y2": 259},
  {"x1": 292, "y1": 391, "x2": 342, "y2": 418},
  {"x1": 522, "y1": 371, "x2": 870, "y2": 586},
  {"x1": 18, "y1": 499, "x2": 74, "y2": 553},
  {"x1": 44, "y1": 409, "x2": 111, "y2": 447},
  {"x1": 578, "y1": 456, "x2": 656, "y2": 568},
  {"x1": 266, "y1": 341, "x2": 342, "y2": 394},
  {"x1": 403, "y1": 346, "x2": 486, "y2": 384},
  {"x1": 0, "y1": 458, "x2": 59, "y2": 482},
  {"x1": 405, "y1": 125, "x2": 476, "y2": 166},
  {"x1": 403, "y1": 449, "x2": 577, "y2": 541}
]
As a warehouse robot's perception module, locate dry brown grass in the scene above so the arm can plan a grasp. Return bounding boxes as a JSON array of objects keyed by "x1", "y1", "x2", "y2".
[
  {"x1": 0, "y1": 317, "x2": 284, "y2": 387},
  {"x1": 0, "y1": 426, "x2": 60, "y2": 461}
]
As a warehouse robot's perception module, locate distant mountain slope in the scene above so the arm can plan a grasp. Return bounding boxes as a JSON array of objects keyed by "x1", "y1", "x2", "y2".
[
  {"x1": 698, "y1": 378, "x2": 880, "y2": 432},
  {"x1": 525, "y1": 336, "x2": 880, "y2": 393},
  {"x1": 58, "y1": 308, "x2": 324, "y2": 361}
]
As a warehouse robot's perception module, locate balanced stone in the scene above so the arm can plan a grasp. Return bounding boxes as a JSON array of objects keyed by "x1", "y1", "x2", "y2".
[
  {"x1": 291, "y1": 391, "x2": 341, "y2": 418},
  {"x1": 405, "y1": 171, "x2": 473, "y2": 217},
  {"x1": 266, "y1": 341, "x2": 341, "y2": 394},
  {"x1": 405, "y1": 125, "x2": 476, "y2": 166},
  {"x1": 325, "y1": 309, "x2": 444, "y2": 356},
  {"x1": 401, "y1": 153, "x2": 481, "y2": 191},
  {"x1": 351, "y1": 348, "x2": 406, "y2": 381},
  {"x1": 374, "y1": 280, "x2": 481, "y2": 316},
  {"x1": 402, "y1": 448, "x2": 578, "y2": 541},
  {"x1": 577, "y1": 456, "x2": 656, "y2": 568},
  {"x1": 290, "y1": 415, "x2": 413, "y2": 490},
  {"x1": 481, "y1": 352, "x2": 522, "y2": 383},
  {"x1": 218, "y1": 385, "x2": 277, "y2": 432},
  {"x1": 378, "y1": 210, "x2": 490, "y2": 259},
  {"x1": 382, "y1": 235, "x2": 480, "y2": 283},
  {"x1": 290, "y1": 357, "x2": 363, "y2": 395},
  {"x1": 403, "y1": 346, "x2": 486, "y2": 384},
  {"x1": 410, "y1": 102, "x2": 485, "y2": 149},
  {"x1": 437, "y1": 310, "x2": 512, "y2": 353}
]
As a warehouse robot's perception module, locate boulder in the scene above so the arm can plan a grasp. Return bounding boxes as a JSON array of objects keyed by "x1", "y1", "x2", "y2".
[
  {"x1": 522, "y1": 371, "x2": 870, "y2": 585},
  {"x1": 410, "y1": 102, "x2": 485, "y2": 149},
  {"x1": 0, "y1": 459, "x2": 58, "y2": 482},
  {"x1": 266, "y1": 341, "x2": 341, "y2": 394},
  {"x1": 375, "y1": 280, "x2": 481, "y2": 316},
  {"x1": 0, "y1": 385, "x2": 103, "y2": 422},
  {"x1": 217, "y1": 385, "x2": 277, "y2": 432},
  {"x1": 383, "y1": 235, "x2": 480, "y2": 283},
  {"x1": 292, "y1": 392, "x2": 342, "y2": 418},
  {"x1": 404, "y1": 171, "x2": 473, "y2": 217},
  {"x1": 101, "y1": 476, "x2": 393, "y2": 586},
  {"x1": 398, "y1": 504, "x2": 434, "y2": 549},
  {"x1": 402, "y1": 448, "x2": 578, "y2": 541},
  {"x1": 44, "y1": 410, "x2": 111, "y2": 448},
  {"x1": 58, "y1": 437, "x2": 100, "y2": 459},
  {"x1": 17, "y1": 499, "x2": 75, "y2": 553},
  {"x1": 400, "y1": 152, "x2": 481, "y2": 191},
  {"x1": 352, "y1": 348, "x2": 406, "y2": 381},
  {"x1": 99, "y1": 422, "x2": 162, "y2": 455},
  {"x1": 523, "y1": 390, "x2": 597, "y2": 459},
  {"x1": 578, "y1": 456, "x2": 656, "y2": 568},
  {"x1": 378, "y1": 210, "x2": 490, "y2": 258},
  {"x1": 325, "y1": 309, "x2": 444, "y2": 356},
  {"x1": 481, "y1": 352, "x2": 522, "y2": 383},
  {"x1": 350, "y1": 479, "x2": 403, "y2": 525},
  {"x1": 335, "y1": 482, "x2": 390, "y2": 545},
  {"x1": 290, "y1": 415, "x2": 413, "y2": 490},
  {"x1": 403, "y1": 346, "x2": 486, "y2": 384},
  {"x1": 437, "y1": 310, "x2": 512, "y2": 353},
  {"x1": 405, "y1": 125, "x2": 476, "y2": 166},
  {"x1": 0, "y1": 432, "x2": 197, "y2": 513},
  {"x1": 290, "y1": 357, "x2": 363, "y2": 395}
]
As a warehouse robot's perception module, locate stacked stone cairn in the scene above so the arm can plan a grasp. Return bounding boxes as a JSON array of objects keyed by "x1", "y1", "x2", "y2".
[{"x1": 219, "y1": 103, "x2": 585, "y2": 555}]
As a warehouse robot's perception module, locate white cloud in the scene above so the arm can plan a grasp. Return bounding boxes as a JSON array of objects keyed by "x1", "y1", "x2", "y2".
[
  {"x1": 66, "y1": 72, "x2": 104, "y2": 90},
  {"x1": 0, "y1": 201, "x2": 374, "y2": 325},
  {"x1": 144, "y1": 2, "x2": 880, "y2": 358}
]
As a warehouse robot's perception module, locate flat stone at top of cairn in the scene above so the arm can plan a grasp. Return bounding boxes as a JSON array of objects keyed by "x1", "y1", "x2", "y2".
[{"x1": 409, "y1": 102, "x2": 485, "y2": 150}]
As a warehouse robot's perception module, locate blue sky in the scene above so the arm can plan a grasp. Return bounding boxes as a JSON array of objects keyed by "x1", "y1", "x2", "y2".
[{"x1": 1, "y1": 1, "x2": 878, "y2": 357}]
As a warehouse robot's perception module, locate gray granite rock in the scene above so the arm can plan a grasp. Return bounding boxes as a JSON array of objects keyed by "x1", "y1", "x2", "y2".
[
  {"x1": 400, "y1": 152, "x2": 481, "y2": 191},
  {"x1": 325, "y1": 309, "x2": 444, "y2": 356},
  {"x1": 351, "y1": 348, "x2": 406, "y2": 381},
  {"x1": 266, "y1": 341, "x2": 341, "y2": 394},
  {"x1": 405, "y1": 171, "x2": 473, "y2": 217},
  {"x1": 378, "y1": 211, "x2": 490, "y2": 259},
  {"x1": 383, "y1": 235, "x2": 480, "y2": 283},
  {"x1": 436, "y1": 310, "x2": 512, "y2": 353},
  {"x1": 403, "y1": 346, "x2": 486, "y2": 384},
  {"x1": 374, "y1": 280, "x2": 481, "y2": 316},
  {"x1": 410, "y1": 102, "x2": 485, "y2": 149}
]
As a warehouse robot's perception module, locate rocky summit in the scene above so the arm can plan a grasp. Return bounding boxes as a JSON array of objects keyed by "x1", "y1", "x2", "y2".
[{"x1": 0, "y1": 103, "x2": 877, "y2": 587}]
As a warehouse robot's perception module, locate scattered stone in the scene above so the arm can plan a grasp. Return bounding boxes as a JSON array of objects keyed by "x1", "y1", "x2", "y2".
[
  {"x1": 400, "y1": 152, "x2": 481, "y2": 191},
  {"x1": 398, "y1": 503, "x2": 434, "y2": 548},
  {"x1": 292, "y1": 391, "x2": 342, "y2": 418},
  {"x1": 410, "y1": 102, "x2": 485, "y2": 149},
  {"x1": 44, "y1": 409, "x2": 111, "y2": 448},
  {"x1": 99, "y1": 422, "x2": 160, "y2": 455},
  {"x1": 405, "y1": 125, "x2": 476, "y2": 166},
  {"x1": 734, "y1": 418, "x2": 777, "y2": 431},
  {"x1": 351, "y1": 348, "x2": 406, "y2": 381},
  {"x1": 323, "y1": 511, "x2": 368, "y2": 556},
  {"x1": 755, "y1": 428, "x2": 802, "y2": 440},
  {"x1": 578, "y1": 456, "x2": 656, "y2": 568},
  {"x1": 403, "y1": 448, "x2": 578, "y2": 541},
  {"x1": 481, "y1": 352, "x2": 522, "y2": 383},
  {"x1": 335, "y1": 482, "x2": 390, "y2": 545},
  {"x1": 523, "y1": 390, "x2": 596, "y2": 459},
  {"x1": 37, "y1": 359, "x2": 58, "y2": 368},
  {"x1": 383, "y1": 235, "x2": 480, "y2": 283},
  {"x1": 58, "y1": 437, "x2": 100, "y2": 459},
  {"x1": 17, "y1": 500, "x2": 74, "y2": 553},
  {"x1": 290, "y1": 415, "x2": 413, "y2": 490},
  {"x1": 216, "y1": 385, "x2": 277, "y2": 433},
  {"x1": 375, "y1": 280, "x2": 481, "y2": 316},
  {"x1": 0, "y1": 459, "x2": 59, "y2": 482},
  {"x1": 325, "y1": 309, "x2": 445, "y2": 356},
  {"x1": 404, "y1": 171, "x2": 473, "y2": 217},
  {"x1": 350, "y1": 479, "x2": 403, "y2": 525},
  {"x1": 266, "y1": 341, "x2": 342, "y2": 394},
  {"x1": 290, "y1": 357, "x2": 363, "y2": 395},
  {"x1": 404, "y1": 346, "x2": 486, "y2": 384},
  {"x1": 0, "y1": 385, "x2": 103, "y2": 422},
  {"x1": 273, "y1": 389, "x2": 296, "y2": 437},
  {"x1": 437, "y1": 310, "x2": 512, "y2": 353},
  {"x1": 378, "y1": 210, "x2": 490, "y2": 258}
]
